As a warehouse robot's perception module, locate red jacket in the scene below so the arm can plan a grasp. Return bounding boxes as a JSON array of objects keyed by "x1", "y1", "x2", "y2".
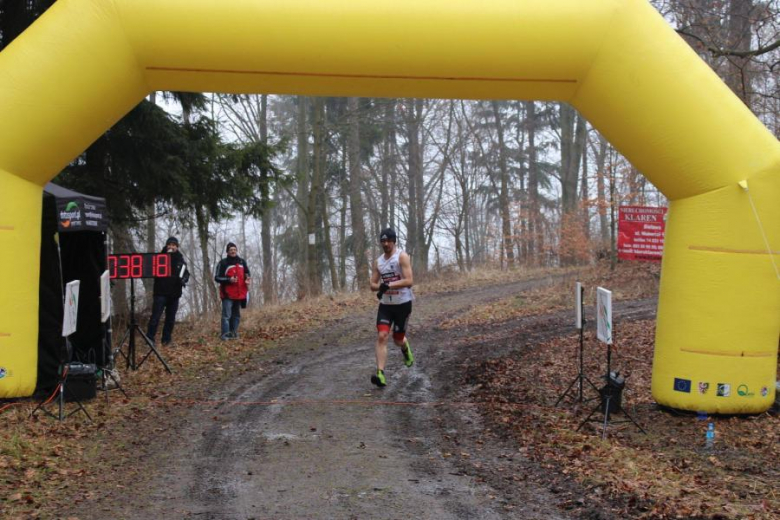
[{"x1": 215, "y1": 258, "x2": 250, "y2": 301}]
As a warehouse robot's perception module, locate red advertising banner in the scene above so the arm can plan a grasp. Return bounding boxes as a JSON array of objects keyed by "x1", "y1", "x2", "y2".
[{"x1": 618, "y1": 206, "x2": 667, "y2": 261}]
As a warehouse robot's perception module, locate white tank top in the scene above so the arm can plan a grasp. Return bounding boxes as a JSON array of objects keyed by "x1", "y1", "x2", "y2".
[{"x1": 377, "y1": 249, "x2": 413, "y2": 305}]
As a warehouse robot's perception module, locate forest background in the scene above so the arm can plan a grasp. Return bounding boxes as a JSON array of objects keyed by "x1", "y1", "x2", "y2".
[{"x1": 1, "y1": 0, "x2": 778, "y2": 323}]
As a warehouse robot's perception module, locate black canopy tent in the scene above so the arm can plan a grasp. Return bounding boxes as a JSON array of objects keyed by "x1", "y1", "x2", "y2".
[{"x1": 37, "y1": 183, "x2": 109, "y2": 392}]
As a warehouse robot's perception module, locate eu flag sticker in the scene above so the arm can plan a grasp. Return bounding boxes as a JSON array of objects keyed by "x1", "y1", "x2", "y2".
[{"x1": 674, "y1": 378, "x2": 692, "y2": 393}]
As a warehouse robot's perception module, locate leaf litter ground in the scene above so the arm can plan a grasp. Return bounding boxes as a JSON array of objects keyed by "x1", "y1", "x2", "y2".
[{"x1": 1, "y1": 263, "x2": 777, "y2": 519}]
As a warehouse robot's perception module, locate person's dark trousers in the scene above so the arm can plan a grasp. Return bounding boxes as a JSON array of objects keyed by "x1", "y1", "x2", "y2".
[
  {"x1": 221, "y1": 299, "x2": 242, "y2": 338},
  {"x1": 147, "y1": 295, "x2": 180, "y2": 345}
]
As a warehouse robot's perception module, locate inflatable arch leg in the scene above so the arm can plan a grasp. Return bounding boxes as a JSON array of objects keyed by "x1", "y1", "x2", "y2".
[
  {"x1": 570, "y1": 0, "x2": 780, "y2": 413},
  {"x1": 0, "y1": 171, "x2": 43, "y2": 397},
  {"x1": 652, "y1": 171, "x2": 780, "y2": 413}
]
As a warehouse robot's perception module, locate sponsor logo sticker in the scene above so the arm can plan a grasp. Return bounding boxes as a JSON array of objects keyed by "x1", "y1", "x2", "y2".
[
  {"x1": 737, "y1": 384, "x2": 754, "y2": 397},
  {"x1": 60, "y1": 201, "x2": 81, "y2": 228},
  {"x1": 698, "y1": 382, "x2": 709, "y2": 395},
  {"x1": 0, "y1": 367, "x2": 6, "y2": 379},
  {"x1": 760, "y1": 386, "x2": 769, "y2": 398},
  {"x1": 673, "y1": 378, "x2": 691, "y2": 393},
  {"x1": 716, "y1": 383, "x2": 731, "y2": 397}
]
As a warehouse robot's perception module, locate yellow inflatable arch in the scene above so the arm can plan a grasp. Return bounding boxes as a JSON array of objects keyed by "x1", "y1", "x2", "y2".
[{"x1": 0, "y1": 0, "x2": 778, "y2": 412}]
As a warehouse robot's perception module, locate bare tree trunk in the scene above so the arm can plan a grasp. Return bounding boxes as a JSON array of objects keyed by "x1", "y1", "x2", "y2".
[
  {"x1": 186, "y1": 225, "x2": 203, "y2": 315},
  {"x1": 525, "y1": 101, "x2": 541, "y2": 265},
  {"x1": 380, "y1": 100, "x2": 394, "y2": 229},
  {"x1": 296, "y1": 97, "x2": 310, "y2": 299},
  {"x1": 405, "y1": 100, "x2": 419, "y2": 261},
  {"x1": 491, "y1": 101, "x2": 514, "y2": 268},
  {"x1": 259, "y1": 94, "x2": 275, "y2": 304},
  {"x1": 580, "y1": 134, "x2": 591, "y2": 242},
  {"x1": 347, "y1": 97, "x2": 369, "y2": 290},
  {"x1": 608, "y1": 150, "x2": 618, "y2": 271},
  {"x1": 413, "y1": 99, "x2": 427, "y2": 273},
  {"x1": 195, "y1": 206, "x2": 218, "y2": 313},
  {"x1": 306, "y1": 98, "x2": 324, "y2": 296},
  {"x1": 322, "y1": 196, "x2": 339, "y2": 292},
  {"x1": 595, "y1": 135, "x2": 610, "y2": 250},
  {"x1": 338, "y1": 138, "x2": 348, "y2": 290},
  {"x1": 240, "y1": 213, "x2": 247, "y2": 258},
  {"x1": 559, "y1": 104, "x2": 587, "y2": 266},
  {"x1": 405, "y1": 98, "x2": 428, "y2": 272},
  {"x1": 726, "y1": 0, "x2": 754, "y2": 105}
]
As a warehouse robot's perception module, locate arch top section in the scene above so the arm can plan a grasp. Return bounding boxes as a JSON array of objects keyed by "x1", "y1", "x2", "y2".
[
  {"x1": 0, "y1": 0, "x2": 778, "y2": 200},
  {"x1": 120, "y1": 0, "x2": 614, "y2": 100}
]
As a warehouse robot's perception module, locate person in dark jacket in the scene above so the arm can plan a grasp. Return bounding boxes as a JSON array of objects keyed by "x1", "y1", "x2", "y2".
[
  {"x1": 214, "y1": 242, "x2": 251, "y2": 340},
  {"x1": 146, "y1": 236, "x2": 190, "y2": 346}
]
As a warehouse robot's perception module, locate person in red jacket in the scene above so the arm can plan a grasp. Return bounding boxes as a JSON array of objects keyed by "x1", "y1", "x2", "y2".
[{"x1": 214, "y1": 242, "x2": 251, "y2": 340}]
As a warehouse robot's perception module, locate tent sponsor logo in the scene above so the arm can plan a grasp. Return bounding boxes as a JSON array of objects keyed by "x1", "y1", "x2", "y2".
[
  {"x1": 760, "y1": 386, "x2": 769, "y2": 398},
  {"x1": 60, "y1": 201, "x2": 81, "y2": 228},
  {"x1": 0, "y1": 367, "x2": 6, "y2": 379},
  {"x1": 716, "y1": 383, "x2": 731, "y2": 397},
  {"x1": 698, "y1": 382, "x2": 709, "y2": 395}
]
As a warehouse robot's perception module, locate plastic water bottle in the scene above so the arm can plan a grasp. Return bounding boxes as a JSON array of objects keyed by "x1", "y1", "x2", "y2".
[{"x1": 705, "y1": 422, "x2": 715, "y2": 450}]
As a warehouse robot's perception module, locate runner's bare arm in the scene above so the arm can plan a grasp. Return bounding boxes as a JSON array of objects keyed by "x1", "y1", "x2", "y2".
[
  {"x1": 370, "y1": 259, "x2": 381, "y2": 291},
  {"x1": 390, "y1": 252, "x2": 413, "y2": 289}
]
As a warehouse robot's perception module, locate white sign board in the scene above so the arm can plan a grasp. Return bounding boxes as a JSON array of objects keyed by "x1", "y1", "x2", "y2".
[
  {"x1": 62, "y1": 280, "x2": 80, "y2": 337},
  {"x1": 100, "y1": 270, "x2": 111, "y2": 323},
  {"x1": 575, "y1": 282, "x2": 583, "y2": 329},
  {"x1": 596, "y1": 287, "x2": 612, "y2": 345},
  {"x1": 308, "y1": 233, "x2": 316, "y2": 245}
]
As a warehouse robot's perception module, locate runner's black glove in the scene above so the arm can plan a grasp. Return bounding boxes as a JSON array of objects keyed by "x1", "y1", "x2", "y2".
[{"x1": 377, "y1": 282, "x2": 390, "y2": 300}]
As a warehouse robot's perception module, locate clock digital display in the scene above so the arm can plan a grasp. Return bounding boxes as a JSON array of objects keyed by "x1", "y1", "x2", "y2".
[{"x1": 108, "y1": 253, "x2": 173, "y2": 279}]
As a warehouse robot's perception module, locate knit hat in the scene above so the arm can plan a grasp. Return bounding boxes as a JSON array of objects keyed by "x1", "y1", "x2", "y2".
[
  {"x1": 379, "y1": 228, "x2": 397, "y2": 242},
  {"x1": 165, "y1": 236, "x2": 179, "y2": 246},
  {"x1": 226, "y1": 242, "x2": 238, "y2": 253}
]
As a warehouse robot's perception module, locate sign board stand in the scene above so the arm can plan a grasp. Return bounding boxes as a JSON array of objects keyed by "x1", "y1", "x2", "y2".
[
  {"x1": 31, "y1": 281, "x2": 94, "y2": 422},
  {"x1": 99, "y1": 270, "x2": 128, "y2": 400},
  {"x1": 555, "y1": 282, "x2": 599, "y2": 406},
  {"x1": 114, "y1": 278, "x2": 172, "y2": 374},
  {"x1": 577, "y1": 287, "x2": 645, "y2": 438}
]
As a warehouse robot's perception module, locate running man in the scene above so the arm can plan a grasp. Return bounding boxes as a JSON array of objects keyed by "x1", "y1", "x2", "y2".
[{"x1": 369, "y1": 228, "x2": 414, "y2": 387}]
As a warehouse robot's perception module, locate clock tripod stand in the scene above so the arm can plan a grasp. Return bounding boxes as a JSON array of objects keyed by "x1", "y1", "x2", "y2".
[{"x1": 115, "y1": 278, "x2": 172, "y2": 373}]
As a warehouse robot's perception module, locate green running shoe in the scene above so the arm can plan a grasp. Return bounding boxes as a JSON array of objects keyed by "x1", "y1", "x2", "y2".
[
  {"x1": 371, "y1": 369, "x2": 386, "y2": 387},
  {"x1": 402, "y1": 340, "x2": 414, "y2": 367}
]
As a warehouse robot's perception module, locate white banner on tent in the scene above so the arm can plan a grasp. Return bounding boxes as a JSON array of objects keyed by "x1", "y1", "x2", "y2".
[
  {"x1": 100, "y1": 270, "x2": 111, "y2": 323},
  {"x1": 596, "y1": 287, "x2": 612, "y2": 345},
  {"x1": 62, "y1": 280, "x2": 80, "y2": 337},
  {"x1": 575, "y1": 282, "x2": 583, "y2": 329}
]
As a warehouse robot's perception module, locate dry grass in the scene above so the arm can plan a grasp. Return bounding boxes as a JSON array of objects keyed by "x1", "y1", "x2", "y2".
[{"x1": 440, "y1": 260, "x2": 660, "y2": 329}]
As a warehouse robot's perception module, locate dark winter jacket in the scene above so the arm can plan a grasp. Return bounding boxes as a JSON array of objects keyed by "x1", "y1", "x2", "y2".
[
  {"x1": 215, "y1": 256, "x2": 251, "y2": 301},
  {"x1": 152, "y1": 248, "x2": 189, "y2": 298}
]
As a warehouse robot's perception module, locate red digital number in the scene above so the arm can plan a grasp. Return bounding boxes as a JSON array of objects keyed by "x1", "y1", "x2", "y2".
[
  {"x1": 119, "y1": 255, "x2": 131, "y2": 278},
  {"x1": 109, "y1": 256, "x2": 118, "y2": 279},
  {"x1": 130, "y1": 254, "x2": 143, "y2": 278},
  {"x1": 154, "y1": 253, "x2": 170, "y2": 278}
]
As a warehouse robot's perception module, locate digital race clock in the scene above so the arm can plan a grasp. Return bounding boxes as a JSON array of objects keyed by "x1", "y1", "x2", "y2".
[{"x1": 108, "y1": 253, "x2": 173, "y2": 279}]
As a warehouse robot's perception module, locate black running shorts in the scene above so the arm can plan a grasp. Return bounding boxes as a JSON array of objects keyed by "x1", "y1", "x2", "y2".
[{"x1": 376, "y1": 301, "x2": 412, "y2": 334}]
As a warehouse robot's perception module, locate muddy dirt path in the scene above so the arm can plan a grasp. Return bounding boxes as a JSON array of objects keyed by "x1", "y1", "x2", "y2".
[{"x1": 74, "y1": 276, "x2": 656, "y2": 519}]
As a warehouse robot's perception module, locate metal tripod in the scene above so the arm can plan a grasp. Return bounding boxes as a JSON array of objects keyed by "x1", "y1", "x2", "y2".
[
  {"x1": 115, "y1": 279, "x2": 171, "y2": 374},
  {"x1": 576, "y1": 341, "x2": 645, "y2": 439},
  {"x1": 555, "y1": 317, "x2": 600, "y2": 406},
  {"x1": 556, "y1": 286, "x2": 599, "y2": 406}
]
